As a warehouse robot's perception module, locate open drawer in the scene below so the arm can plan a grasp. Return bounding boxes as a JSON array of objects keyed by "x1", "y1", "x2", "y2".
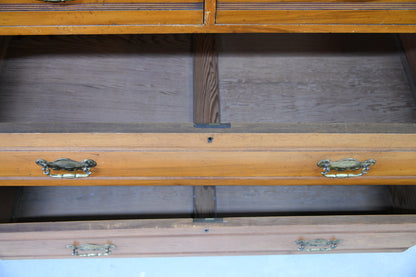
[
  {"x1": 0, "y1": 0, "x2": 204, "y2": 35},
  {"x1": 215, "y1": 0, "x2": 416, "y2": 31},
  {"x1": 0, "y1": 34, "x2": 415, "y2": 186},
  {"x1": 1, "y1": 185, "x2": 416, "y2": 259}
]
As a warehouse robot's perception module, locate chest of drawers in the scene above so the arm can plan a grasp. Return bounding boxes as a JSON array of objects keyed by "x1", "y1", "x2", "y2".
[{"x1": 0, "y1": 1, "x2": 415, "y2": 259}]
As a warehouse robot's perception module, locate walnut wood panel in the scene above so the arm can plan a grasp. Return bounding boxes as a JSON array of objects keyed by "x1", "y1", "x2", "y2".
[
  {"x1": 193, "y1": 186, "x2": 217, "y2": 218},
  {"x1": 401, "y1": 34, "x2": 416, "y2": 80},
  {"x1": 0, "y1": 36, "x2": 10, "y2": 72},
  {"x1": 193, "y1": 34, "x2": 220, "y2": 124},
  {"x1": 0, "y1": 133, "x2": 415, "y2": 186},
  {"x1": 1, "y1": 215, "x2": 416, "y2": 259},
  {"x1": 400, "y1": 34, "x2": 416, "y2": 101},
  {"x1": 0, "y1": 187, "x2": 16, "y2": 223},
  {"x1": 389, "y1": 185, "x2": 416, "y2": 211}
]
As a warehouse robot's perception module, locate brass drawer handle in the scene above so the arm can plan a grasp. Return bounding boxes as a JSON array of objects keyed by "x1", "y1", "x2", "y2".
[
  {"x1": 38, "y1": 0, "x2": 73, "y2": 2},
  {"x1": 317, "y1": 158, "x2": 376, "y2": 178},
  {"x1": 295, "y1": 239, "x2": 341, "y2": 252},
  {"x1": 66, "y1": 243, "x2": 116, "y2": 257},
  {"x1": 35, "y1": 158, "x2": 97, "y2": 179}
]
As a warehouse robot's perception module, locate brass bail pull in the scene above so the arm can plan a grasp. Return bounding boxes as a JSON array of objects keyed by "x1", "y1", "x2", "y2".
[
  {"x1": 35, "y1": 158, "x2": 97, "y2": 179},
  {"x1": 66, "y1": 243, "x2": 116, "y2": 257},
  {"x1": 38, "y1": 0, "x2": 74, "y2": 3},
  {"x1": 295, "y1": 239, "x2": 341, "y2": 252},
  {"x1": 317, "y1": 158, "x2": 376, "y2": 178}
]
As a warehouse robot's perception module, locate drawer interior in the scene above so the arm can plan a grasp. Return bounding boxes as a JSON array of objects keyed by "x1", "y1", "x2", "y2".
[
  {"x1": 0, "y1": 34, "x2": 415, "y2": 132},
  {"x1": 0, "y1": 35, "x2": 194, "y2": 124},
  {"x1": 218, "y1": 34, "x2": 416, "y2": 124},
  {"x1": 1, "y1": 185, "x2": 415, "y2": 223}
]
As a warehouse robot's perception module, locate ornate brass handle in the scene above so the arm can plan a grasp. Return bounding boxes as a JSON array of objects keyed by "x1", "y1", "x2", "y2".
[
  {"x1": 317, "y1": 158, "x2": 376, "y2": 178},
  {"x1": 38, "y1": 0, "x2": 73, "y2": 3},
  {"x1": 35, "y1": 158, "x2": 97, "y2": 179},
  {"x1": 295, "y1": 239, "x2": 341, "y2": 252},
  {"x1": 66, "y1": 243, "x2": 116, "y2": 257}
]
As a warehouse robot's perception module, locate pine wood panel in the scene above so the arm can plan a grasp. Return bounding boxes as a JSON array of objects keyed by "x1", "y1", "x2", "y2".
[
  {"x1": 1, "y1": 215, "x2": 416, "y2": 259},
  {"x1": 217, "y1": 10, "x2": 416, "y2": 25},
  {"x1": 0, "y1": 11, "x2": 203, "y2": 26},
  {"x1": 0, "y1": 133, "x2": 415, "y2": 186},
  {"x1": 2, "y1": 24, "x2": 416, "y2": 36},
  {"x1": 1, "y1": 151, "x2": 414, "y2": 176},
  {"x1": 0, "y1": 0, "x2": 203, "y2": 27},
  {"x1": 219, "y1": 0, "x2": 416, "y2": 2},
  {"x1": 2, "y1": 0, "x2": 200, "y2": 4},
  {"x1": 216, "y1": 1, "x2": 416, "y2": 25},
  {"x1": 2, "y1": 133, "x2": 416, "y2": 148}
]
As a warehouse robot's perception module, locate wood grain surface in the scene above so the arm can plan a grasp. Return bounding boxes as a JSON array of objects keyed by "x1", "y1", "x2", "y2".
[
  {"x1": 8, "y1": 185, "x2": 392, "y2": 220},
  {"x1": 0, "y1": 187, "x2": 17, "y2": 223},
  {"x1": 400, "y1": 34, "x2": 416, "y2": 101},
  {"x1": 193, "y1": 34, "x2": 220, "y2": 124},
  {"x1": 216, "y1": 185, "x2": 392, "y2": 214},
  {"x1": 1, "y1": 10, "x2": 203, "y2": 25},
  {"x1": 1, "y1": 24, "x2": 416, "y2": 36},
  {"x1": 0, "y1": 35, "x2": 193, "y2": 123},
  {"x1": 1, "y1": 215, "x2": 416, "y2": 258},
  {"x1": 0, "y1": 37, "x2": 10, "y2": 72},
  {"x1": 0, "y1": 132, "x2": 415, "y2": 186},
  {"x1": 13, "y1": 186, "x2": 193, "y2": 220},
  {"x1": 216, "y1": 2, "x2": 416, "y2": 24},
  {"x1": 1, "y1": 0, "x2": 415, "y2": 34},
  {"x1": 217, "y1": 34, "x2": 416, "y2": 123}
]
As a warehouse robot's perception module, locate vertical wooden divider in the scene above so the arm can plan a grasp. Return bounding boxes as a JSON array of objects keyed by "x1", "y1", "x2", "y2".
[
  {"x1": 0, "y1": 187, "x2": 17, "y2": 223},
  {"x1": 395, "y1": 35, "x2": 416, "y2": 210},
  {"x1": 193, "y1": 34, "x2": 220, "y2": 124},
  {"x1": 389, "y1": 186, "x2": 416, "y2": 212},
  {"x1": 0, "y1": 37, "x2": 10, "y2": 73},
  {"x1": 193, "y1": 34, "x2": 220, "y2": 218},
  {"x1": 399, "y1": 34, "x2": 416, "y2": 99},
  {"x1": 204, "y1": 0, "x2": 217, "y2": 25},
  {"x1": 0, "y1": 37, "x2": 16, "y2": 223}
]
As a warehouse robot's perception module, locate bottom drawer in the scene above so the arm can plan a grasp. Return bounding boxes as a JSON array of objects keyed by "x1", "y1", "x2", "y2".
[
  {"x1": 1, "y1": 215, "x2": 416, "y2": 259},
  {"x1": 1, "y1": 185, "x2": 416, "y2": 259}
]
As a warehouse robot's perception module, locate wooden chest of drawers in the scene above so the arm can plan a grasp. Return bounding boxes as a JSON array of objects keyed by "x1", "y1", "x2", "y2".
[
  {"x1": 0, "y1": 2, "x2": 415, "y2": 259},
  {"x1": 0, "y1": 0, "x2": 415, "y2": 34}
]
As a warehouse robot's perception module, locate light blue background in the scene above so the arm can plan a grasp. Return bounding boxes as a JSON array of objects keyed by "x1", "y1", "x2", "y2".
[{"x1": 1, "y1": 245, "x2": 416, "y2": 277}]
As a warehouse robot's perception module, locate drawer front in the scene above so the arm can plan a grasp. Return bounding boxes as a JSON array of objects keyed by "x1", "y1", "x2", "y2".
[
  {"x1": 216, "y1": 0, "x2": 416, "y2": 25},
  {"x1": 0, "y1": 0, "x2": 203, "y2": 27},
  {"x1": 0, "y1": 133, "x2": 415, "y2": 186},
  {"x1": 1, "y1": 215, "x2": 416, "y2": 259}
]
